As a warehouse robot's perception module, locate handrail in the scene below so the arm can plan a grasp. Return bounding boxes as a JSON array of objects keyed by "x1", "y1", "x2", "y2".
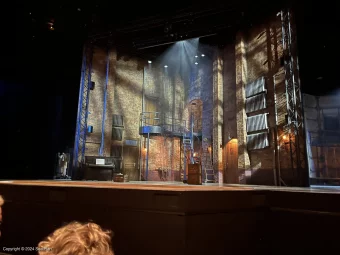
[{"x1": 140, "y1": 111, "x2": 203, "y2": 135}]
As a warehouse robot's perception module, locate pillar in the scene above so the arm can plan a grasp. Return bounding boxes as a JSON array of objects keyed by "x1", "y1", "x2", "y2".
[
  {"x1": 235, "y1": 33, "x2": 251, "y2": 183},
  {"x1": 213, "y1": 50, "x2": 224, "y2": 183}
]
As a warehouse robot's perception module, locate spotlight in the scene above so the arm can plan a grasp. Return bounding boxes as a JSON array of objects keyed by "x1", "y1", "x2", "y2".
[
  {"x1": 195, "y1": 55, "x2": 198, "y2": 58},
  {"x1": 148, "y1": 60, "x2": 152, "y2": 64},
  {"x1": 201, "y1": 54, "x2": 205, "y2": 57},
  {"x1": 164, "y1": 65, "x2": 168, "y2": 68},
  {"x1": 195, "y1": 62, "x2": 198, "y2": 65}
]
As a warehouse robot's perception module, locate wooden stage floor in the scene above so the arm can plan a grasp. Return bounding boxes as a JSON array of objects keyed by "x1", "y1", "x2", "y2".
[
  {"x1": 1, "y1": 180, "x2": 340, "y2": 255},
  {"x1": 1, "y1": 179, "x2": 340, "y2": 193}
]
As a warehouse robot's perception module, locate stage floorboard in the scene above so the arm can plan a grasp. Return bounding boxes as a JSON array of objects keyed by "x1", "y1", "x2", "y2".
[
  {"x1": 1, "y1": 180, "x2": 340, "y2": 194},
  {"x1": 1, "y1": 180, "x2": 340, "y2": 255}
]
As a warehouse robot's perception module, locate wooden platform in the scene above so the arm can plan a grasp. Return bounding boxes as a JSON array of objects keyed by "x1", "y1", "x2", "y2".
[{"x1": 0, "y1": 181, "x2": 340, "y2": 255}]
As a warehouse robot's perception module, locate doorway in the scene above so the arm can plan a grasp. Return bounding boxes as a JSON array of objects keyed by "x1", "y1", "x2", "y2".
[
  {"x1": 224, "y1": 139, "x2": 238, "y2": 183},
  {"x1": 123, "y1": 144, "x2": 139, "y2": 181}
]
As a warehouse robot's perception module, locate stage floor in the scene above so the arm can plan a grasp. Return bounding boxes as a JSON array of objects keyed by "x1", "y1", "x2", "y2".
[
  {"x1": 1, "y1": 180, "x2": 340, "y2": 255},
  {"x1": 1, "y1": 180, "x2": 340, "y2": 194}
]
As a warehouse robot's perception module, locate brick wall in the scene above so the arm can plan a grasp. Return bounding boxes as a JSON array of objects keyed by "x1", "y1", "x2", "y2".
[
  {"x1": 85, "y1": 56, "x2": 187, "y2": 181},
  {"x1": 212, "y1": 51, "x2": 224, "y2": 183},
  {"x1": 140, "y1": 136, "x2": 182, "y2": 181},
  {"x1": 86, "y1": 47, "x2": 116, "y2": 157},
  {"x1": 223, "y1": 44, "x2": 238, "y2": 183},
  {"x1": 82, "y1": 18, "x2": 298, "y2": 185},
  {"x1": 232, "y1": 14, "x2": 297, "y2": 185},
  {"x1": 235, "y1": 34, "x2": 251, "y2": 184}
]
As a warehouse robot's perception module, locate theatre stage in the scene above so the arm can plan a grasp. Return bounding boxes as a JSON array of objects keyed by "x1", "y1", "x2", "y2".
[{"x1": 1, "y1": 180, "x2": 340, "y2": 255}]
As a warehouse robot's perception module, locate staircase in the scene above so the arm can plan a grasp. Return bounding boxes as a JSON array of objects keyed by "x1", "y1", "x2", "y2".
[{"x1": 201, "y1": 149, "x2": 215, "y2": 183}]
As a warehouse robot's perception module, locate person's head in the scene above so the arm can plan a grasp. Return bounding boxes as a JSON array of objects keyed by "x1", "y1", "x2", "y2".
[
  {"x1": 0, "y1": 195, "x2": 4, "y2": 237},
  {"x1": 38, "y1": 221, "x2": 114, "y2": 255}
]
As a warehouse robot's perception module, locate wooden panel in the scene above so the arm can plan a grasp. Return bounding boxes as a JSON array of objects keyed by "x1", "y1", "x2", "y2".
[
  {"x1": 187, "y1": 164, "x2": 202, "y2": 185},
  {"x1": 145, "y1": 97, "x2": 159, "y2": 112},
  {"x1": 224, "y1": 139, "x2": 238, "y2": 183},
  {"x1": 145, "y1": 97, "x2": 159, "y2": 125},
  {"x1": 123, "y1": 146, "x2": 139, "y2": 181}
]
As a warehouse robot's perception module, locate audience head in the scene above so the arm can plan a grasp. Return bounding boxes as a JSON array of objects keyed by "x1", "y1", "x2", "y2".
[{"x1": 38, "y1": 221, "x2": 114, "y2": 255}]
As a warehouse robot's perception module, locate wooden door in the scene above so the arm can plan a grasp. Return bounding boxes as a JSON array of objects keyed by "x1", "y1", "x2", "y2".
[
  {"x1": 224, "y1": 139, "x2": 239, "y2": 183},
  {"x1": 145, "y1": 96, "x2": 159, "y2": 126},
  {"x1": 123, "y1": 145, "x2": 139, "y2": 181}
]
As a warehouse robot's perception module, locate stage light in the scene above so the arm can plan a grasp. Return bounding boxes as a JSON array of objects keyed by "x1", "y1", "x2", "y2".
[
  {"x1": 195, "y1": 62, "x2": 198, "y2": 65},
  {"x1": 195, "y1": 55, "x2": 198, "y2": 58},
  {"x1": 201, "y1": 54, "x2": 205, "y2": 57},
  {"x1": 148, "y1": 60, "x2": 152, "y2": 64},
  {"x1": 283, "y1": 135, "x2": 287, "y2": 140},
  {"x1": 164, "y1": 65, "x2": 168, "y2": 68}
]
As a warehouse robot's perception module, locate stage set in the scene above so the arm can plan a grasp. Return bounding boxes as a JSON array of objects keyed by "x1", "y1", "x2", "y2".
[
  {"x1": 70, "y1": 8, "x2": 307, "y2": 188},
  {"x1": 1, "y1": 180, "x2": 340, "y2": 255},
  {"x1": 2, "y1": 6, "x2": 340, "y2": 255}
]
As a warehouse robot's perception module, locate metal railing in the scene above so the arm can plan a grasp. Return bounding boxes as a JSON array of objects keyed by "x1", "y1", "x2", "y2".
[
  {"x1": 140, "y1": 112, "x2": 202, "y2": 135},
  {"x1": 140, "y1": 112, "x2": 163, "y2": 126}
]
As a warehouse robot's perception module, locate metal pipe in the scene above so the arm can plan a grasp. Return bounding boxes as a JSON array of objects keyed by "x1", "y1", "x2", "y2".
[
  {"x1": 139, "y1": 136, "x2": 142, "y2": 181},
  {"x1": 139, "y1": 67, "x2": 146, "y2": 181},
  {"x1": 183, "y1": 133, "x2": 187, "y2": 181},
  {"x1": 273, "y1": 74, "x2": 281, "y2": 186},
  {"x1": 142, "y1": 67, "x2": 146, "y2": 112},
  {"x1": 190, "y1": 113, "x2": 194, "y2": 163},
  {"x1": 73, "y1": 45, "x2": 87, "y2": 169},
  {"x1": 73, "y1": 44, "x2": 93, "y2": 170},
  {"x1": 137, "y1": 33, "x2": 217, "y2": 50},
  {"x1": 272, "y1": 130, "x2": 277, "y2": 186},
  {"x1": 99, "y1": 48, "x2": 110, "y2": 156},
  {"x1": 146, "y1": 132, "x2": 150, "y2": 180}
]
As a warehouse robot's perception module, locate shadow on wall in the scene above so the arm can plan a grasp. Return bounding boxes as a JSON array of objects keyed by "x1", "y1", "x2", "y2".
[{"x1": 237, "y1": 14, "x2": 293, "y2": 186}]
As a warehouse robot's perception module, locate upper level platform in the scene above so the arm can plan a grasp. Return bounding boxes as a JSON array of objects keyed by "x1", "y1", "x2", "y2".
[{"x1": 139, "y1": 112, "x2": 202, "y2": 137}]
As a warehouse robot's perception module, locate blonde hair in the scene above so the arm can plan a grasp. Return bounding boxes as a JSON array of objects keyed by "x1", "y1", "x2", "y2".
[
  {"x1": 0, "y1": 195, "x2": 4, "y2": 206},
  {"x1": 38, "y1": 222, "x2": 114, "y2": 255}
]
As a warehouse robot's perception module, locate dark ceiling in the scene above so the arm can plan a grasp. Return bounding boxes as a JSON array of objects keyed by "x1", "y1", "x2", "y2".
[
  {"x1": 7, "y1": 0, "x2": 339, "y2": 94},
  {"x1": 16, "y1": 0, "x2": 286, "y2": 48}
]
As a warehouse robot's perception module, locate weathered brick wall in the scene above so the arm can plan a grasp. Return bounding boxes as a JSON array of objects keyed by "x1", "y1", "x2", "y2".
[
  {"x1": 223, "y1": 44, "x2": 238, "y2": 183},
  {"x1": 235, "y1": 34, "x2": 251, "y2": 184},
  {"x1": 233, "y1": 14, "x2": 296, "y2": 185},
  {"x1": 114, "y1": 56, "x2": 143, "y2": 140},
  {"x1": 140, "y1": 65, "x2": 185, "y2": 181},
  {"x1": 86, "y1": 47, "x2": 115, "y2": 156},
  {"x1": 113, "y1": 56, "x2": 143, "y2": 180},
  {"x1": 104, "y1": 50, "x2": 116, "y2": 156},
  {"x1": 183, "y1": 57, "x2": 214, "y2": 181},
  {"x1": 245, "y1": 17, "x2": 282, "y2": 185},
  {"x1": 212, "y1": 51, "x2": 224, "y2": 183},
  {"x1": 141, "y1": 136, "x2": 182, "y2": 181},
  {"x1": 274, "y1": 69, "x2": 294, "y2": 181}
]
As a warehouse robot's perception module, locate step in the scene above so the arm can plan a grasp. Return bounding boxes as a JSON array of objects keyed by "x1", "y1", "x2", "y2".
[{"x1": 206, "y1": 175, "x2": 215, "y2": 181}]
